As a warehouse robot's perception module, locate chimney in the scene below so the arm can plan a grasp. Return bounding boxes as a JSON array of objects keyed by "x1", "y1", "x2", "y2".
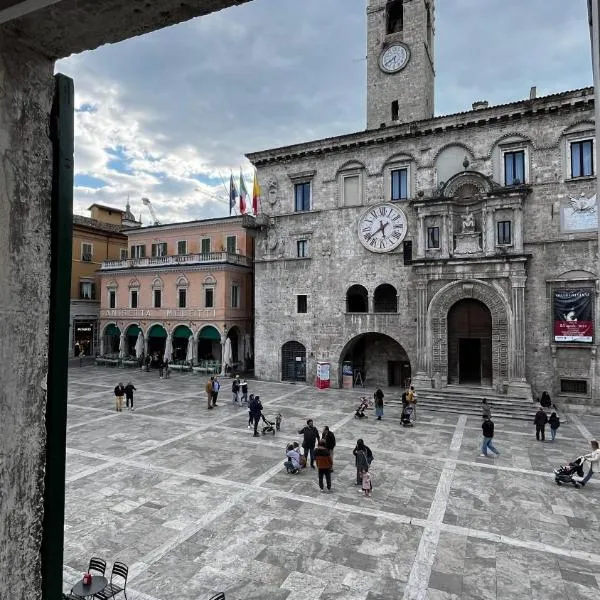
[
  {"x1": 472, "y1": 100, "x2": 489, "y2": 110},
  {"x1": 530, "y1": 86, "x2": 537, "y2": 100}
]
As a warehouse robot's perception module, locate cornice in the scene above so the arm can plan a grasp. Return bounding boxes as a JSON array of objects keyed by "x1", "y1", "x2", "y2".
[
  {"x1": 125, "y1": 216, "x2": 244, "y2": 237},
  {"x1": 97, "y1": 263, "x2": 252, "y2": 277}
]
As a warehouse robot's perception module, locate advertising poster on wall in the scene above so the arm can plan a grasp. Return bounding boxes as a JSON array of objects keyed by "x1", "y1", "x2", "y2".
[{"x1": 553, "y1": 289, "x2": 593, "y2": 343}]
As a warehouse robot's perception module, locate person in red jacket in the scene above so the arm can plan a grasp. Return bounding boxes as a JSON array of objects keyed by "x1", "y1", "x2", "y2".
[{"x1": 314, "y1": 440, "x2": 333, "y2": 492}]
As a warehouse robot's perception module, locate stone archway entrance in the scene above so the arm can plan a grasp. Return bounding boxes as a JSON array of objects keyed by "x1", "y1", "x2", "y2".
[{"x1": 448, "y1": 299, "x2": 492, "y2": 386}]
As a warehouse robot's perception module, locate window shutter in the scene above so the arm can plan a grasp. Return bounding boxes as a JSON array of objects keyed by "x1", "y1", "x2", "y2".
[
  {"x1": 343, "y1": 176, "x2": 360, "y2": 206},
  {"x1": 79, "y1": 282, "x2": 84, "y2": 299},
  {"x1": 91, "y1": 283, "x2": 96, "y2": 300}
]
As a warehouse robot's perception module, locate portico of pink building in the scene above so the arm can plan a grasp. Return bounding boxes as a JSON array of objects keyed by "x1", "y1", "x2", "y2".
[{"x1": 97, "y1": 215, "x2": 254, "y2": 372}]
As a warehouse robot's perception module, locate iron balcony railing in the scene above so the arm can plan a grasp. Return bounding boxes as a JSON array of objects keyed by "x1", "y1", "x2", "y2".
[{"x1": 101, "y1": 251, "x2": 253, "y2": 270}]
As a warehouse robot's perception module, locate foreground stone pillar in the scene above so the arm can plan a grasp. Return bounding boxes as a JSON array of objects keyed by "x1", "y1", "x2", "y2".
[
  {"x1": 508, "y1": 275, "x2": 532, "y2": 398},
  {"x1": 0, "y1": 35, "x2": 55, "y2": 600}
]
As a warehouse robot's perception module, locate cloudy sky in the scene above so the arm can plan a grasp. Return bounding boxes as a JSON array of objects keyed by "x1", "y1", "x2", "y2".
[{"x1": 56, "y1": 0, "x2": 593, "y2": 224}]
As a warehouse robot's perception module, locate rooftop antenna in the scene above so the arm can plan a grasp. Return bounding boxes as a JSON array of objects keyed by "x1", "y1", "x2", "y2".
[{"x1": 141, "y1": 197, "x2": 161, "y2": 226}]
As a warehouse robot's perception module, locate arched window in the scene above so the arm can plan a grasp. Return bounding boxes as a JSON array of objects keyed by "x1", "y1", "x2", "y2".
[
  {"x1": 347, "y1": 285, "x2": 369, "y2": 313},
  {"x1": 176, "y1": 275, "x2": 189, "y2": 309},
  {"x1": 374, "y1": 284, "x2": 397, "y2": 313}
]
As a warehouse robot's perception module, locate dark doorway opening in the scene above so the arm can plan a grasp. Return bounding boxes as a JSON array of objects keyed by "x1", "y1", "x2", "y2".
[
  {"x1": 388, "y1": 360, "x2": 411, "y2": 387},
  {"x1": 282, "y1": 341, "x2": 306, "y2": 382},
  {"x1": 448, "y1": 299, "x2": 492, "y2": 386},
  {"x1": 459, "y1": 338, "x2": 481, "y2": 384}
]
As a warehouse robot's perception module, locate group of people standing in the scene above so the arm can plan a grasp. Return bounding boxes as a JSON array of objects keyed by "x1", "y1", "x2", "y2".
[{"x1": 113, "y1": 382, "x2": 136, "y2": 411}]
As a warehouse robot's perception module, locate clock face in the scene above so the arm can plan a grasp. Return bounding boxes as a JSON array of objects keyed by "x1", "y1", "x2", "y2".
[
  {"x1": 358, "y1": 203, "x2": 408, "y2": 253},
  {"x1": 379, "y1": 44, "x2": 410, "y2": 73}
]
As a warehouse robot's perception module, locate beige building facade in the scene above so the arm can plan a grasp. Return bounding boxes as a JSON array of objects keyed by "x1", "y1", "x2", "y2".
[{"x1": 247, "y1": 0, "x2": 598, "y2": 405}]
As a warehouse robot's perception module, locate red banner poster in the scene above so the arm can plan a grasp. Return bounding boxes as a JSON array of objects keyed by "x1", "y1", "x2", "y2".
[{"x1": 553, "y1": 289, "x2": 593, "y2": 343}]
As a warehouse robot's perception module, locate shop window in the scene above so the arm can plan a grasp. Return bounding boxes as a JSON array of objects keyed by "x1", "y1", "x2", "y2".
[
  {"x1": 151, "y1": 242, "x2": 167, "y2": 257},
  {"x1": 560, "y1": 379, "x2": 588, "y2": 394},
  {"x1": 201, "y1": 238, "x2": 211, "y2": 253},
  {"x1": 205, "y1": 288, "x2": 214, "y2": 308},
  {"x1": 153, "y1": 289, "x2": 162, "y2": 308},
  {"x1": 178, "y1": 288, "x2": 187, "y2": 309},
  {"x1": 177, "y1": 240, "x2": 187, "y2": 255},
  {"x1": 297, "y1": 294, "x2": 308, "y2": 313},
  {"x1": 570, "y1": 139, "x2": 594, "y2": 178},
  {"x1": 295, "y1": 182, "x2": 311, "y2": 212},
  {"x1": 427, "y1": 226, "x2": 440, "y2": 249},
  {"x1": 391, "y1": 168, "x2": 408, "y2": 201},
  {"x1": 81, "y1": 243, "x2": 93, "y2": 262}
]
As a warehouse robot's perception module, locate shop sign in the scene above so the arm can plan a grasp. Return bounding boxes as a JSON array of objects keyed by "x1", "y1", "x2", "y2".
[{"x1": 553, "y1": 288, "x2": 593, "y2": 343}]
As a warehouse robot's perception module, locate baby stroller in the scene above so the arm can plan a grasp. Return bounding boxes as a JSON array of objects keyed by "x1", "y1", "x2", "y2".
[
  {"x1": 401, "y1": 404, "x2": 414, "y2": 427},
  {"x1": 354, "y1": 397, "x2": 371, "y2": 419},
  {"x1": 261, "y1": 414, "x2": 276, "y2": 435},
  {"x1": 554, "y1": 456, "x2": 585, "y2": 487}
]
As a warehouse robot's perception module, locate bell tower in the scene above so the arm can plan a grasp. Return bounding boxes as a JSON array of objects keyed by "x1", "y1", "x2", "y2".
[{"x1": 366, "y1": 0, "x2": 435, "y2": 129}]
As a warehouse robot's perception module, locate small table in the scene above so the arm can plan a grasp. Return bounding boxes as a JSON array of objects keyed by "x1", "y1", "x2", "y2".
[{"x1": 71, "y1": 575, "x2": 107, "y2": 598}]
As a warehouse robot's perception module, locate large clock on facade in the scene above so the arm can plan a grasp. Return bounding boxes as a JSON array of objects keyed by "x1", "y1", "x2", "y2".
[
  {"x1": 358, "y1": 203, "x2": 408, "y2": 253},
  {"x1": 379, "y1": 43, "x2": 410, "y2": 73}
]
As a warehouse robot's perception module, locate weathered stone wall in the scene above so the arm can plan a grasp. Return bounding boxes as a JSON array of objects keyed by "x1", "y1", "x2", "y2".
[{"x1": 0, "y1": 34, "x2": 54, "y2": 599}]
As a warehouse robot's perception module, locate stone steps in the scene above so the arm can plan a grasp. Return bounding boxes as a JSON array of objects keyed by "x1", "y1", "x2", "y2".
[{"x1": 384, "y1": 387, "x2": 538, "y2": 421}]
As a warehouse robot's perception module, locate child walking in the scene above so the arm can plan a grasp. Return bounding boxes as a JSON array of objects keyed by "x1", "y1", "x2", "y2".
[{"x1": 361, "y1": 469, "x2": 372, "y2": 497}]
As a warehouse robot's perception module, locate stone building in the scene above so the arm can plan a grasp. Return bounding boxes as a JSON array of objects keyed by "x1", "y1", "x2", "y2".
[{"x1": 247, "y1": 0, "x2": 598, "y2": 403}]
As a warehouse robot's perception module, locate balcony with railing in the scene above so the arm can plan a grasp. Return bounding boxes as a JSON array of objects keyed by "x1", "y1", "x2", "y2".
[{"x1": 100, "y1": 251, "x2": 253, "y2": 270}]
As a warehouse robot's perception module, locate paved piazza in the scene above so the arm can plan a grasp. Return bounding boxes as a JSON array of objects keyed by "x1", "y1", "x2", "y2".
[{"x1": 63, "y1": 366, "x2": 600, "y2": 600}]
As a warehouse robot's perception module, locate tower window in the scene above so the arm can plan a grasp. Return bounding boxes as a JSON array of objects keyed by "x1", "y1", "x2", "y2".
[
  {"x1": 391, "y1": 100, "x2": 399, "y2": 122},
  {"x1": 386, "y1": 0, "x2": 404, "y2": 34},
  {"x1": 391, "y1": 168, "x2": 408, "y2": 201}
]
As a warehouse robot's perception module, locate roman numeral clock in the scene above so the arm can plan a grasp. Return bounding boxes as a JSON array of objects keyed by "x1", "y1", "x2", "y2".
[{"x1": 358, "y1": 203, "x2": 408, "y2": 253}]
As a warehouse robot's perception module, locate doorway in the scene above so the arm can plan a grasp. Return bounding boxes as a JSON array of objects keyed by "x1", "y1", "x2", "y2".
[{"x1": 448, "y1": 299, "x2": 492, "y2": 386}]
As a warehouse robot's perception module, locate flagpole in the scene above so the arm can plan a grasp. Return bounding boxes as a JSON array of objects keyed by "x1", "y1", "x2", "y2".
[{"x1": 589, "y1": 0, "x2": 600, "y2": 258}]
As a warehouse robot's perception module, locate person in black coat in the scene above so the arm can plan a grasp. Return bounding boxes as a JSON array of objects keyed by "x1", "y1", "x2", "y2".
[
  {"x1": 540, "y1": 391, "x2": 552, "y2": 409},
  {"x1": 353, "y1": 438, "x2": 373, "y2": 485},
  {"x1": 298, "y1": 419, "x2": 320, "y2": 468},
  {"x1": 249, "y1": 395, "x2": 263, "y2": 437},
  {"x1": 548, "y1": 412, "x2": 560, "y2": 442},
  {"x1": 113, "y1": 382, "x2": 125, "y2": 412},
  {"x1": 534, "y1": 407, "x2": 548, "y2": 441},
  {"x1": 124, "y1": 382, "x2": 136, "y2": 411},
  {"x1": 321, "y1": 426, "x2": 336, "y2": 469}
]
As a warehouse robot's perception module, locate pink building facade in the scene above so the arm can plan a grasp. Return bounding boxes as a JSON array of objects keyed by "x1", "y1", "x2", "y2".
[{"x1": 98, "y1": 216, "x2": 254, "y2": 371}]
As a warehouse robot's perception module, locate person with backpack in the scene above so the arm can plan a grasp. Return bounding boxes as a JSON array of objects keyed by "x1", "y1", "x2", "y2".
[
  {"x1": 353, "y1": 438, "x2": 373, "y2": 486},
  {"x1": 232, "y1": 377, "x2": 240, "y2": 404},
  {"x1": 124, "y1": 381, "x2": 136, "y2": 411},
  {"x1": 480, "y1": 415, "x2": 500, "y2": 457},
  {"x1": 249, "y1": 394, "x2": 263, "y2": 437},
  {"x1": 534, "y1": 407, "x2": 548, "y2": 441},
  {"x1": 113, "y1": 382, "x2": 125, "y2": 412},
  {"x1": 298, "y1": 419, "x2": 320, "y2": 468},
  {"x1": 321, "y1": 426, "x2": 336, "y2": 469},
  {"x1": 548, "y1": 412, "x2": 561, "y2": 441}
]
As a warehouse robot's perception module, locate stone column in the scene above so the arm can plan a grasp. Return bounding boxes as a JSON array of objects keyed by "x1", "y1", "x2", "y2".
[
  {"x1": 508, "y1": 275, "x2": 532, "y2": 398},
  {"x1": 481, "y1": 207, "x2": 488, "y2": 252},
  {"x1": 441, "y1": 213, "x2": 449, "y2": 258},
  {"x1": 412, "y1": 281, "x2": 432, "y2": 389},
  {"x1": 514, "y1": 206, "x2": 524, "y2": 253},
  {"x1": 0, "y1": 36, "x2": 55, "y2": 600},
  {"x1": 416, "y1": 216, "x2": 425, "y2": 258}
]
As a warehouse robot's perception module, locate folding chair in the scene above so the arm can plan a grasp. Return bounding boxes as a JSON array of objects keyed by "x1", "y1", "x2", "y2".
[
  {"x1": 88, "y1": 556, "x2": 107, "y2": 577},
  {"x1": 94, "y1": 561, "x2": 128, "y2": 600},
  {"x1": 208, "y1": 594, "x2": 225, "y2": 600}
]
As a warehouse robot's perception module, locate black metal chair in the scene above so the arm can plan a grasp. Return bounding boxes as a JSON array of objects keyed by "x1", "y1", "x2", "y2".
[
  {"x1": 208, "y1": 594, "x2": 225, "y2": 600},
  {"x1": 88, "y1": 556, "x2": 107, "y2": 577},
  {"x1": 94, "y1": 561, "x2": 128, "y2": 600},
  {"x1": 63, "y1": 593, "x2": 84, "y2": 600}
]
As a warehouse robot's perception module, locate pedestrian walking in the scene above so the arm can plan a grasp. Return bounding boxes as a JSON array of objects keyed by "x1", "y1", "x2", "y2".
[
  {"x1": 164, "y1": 358, "x2": 170, "y2": 379},
  {"x1": 144, "y1": 354, "x2": 151, "y2": 372},
  {"x1": 481, "y1": 398, "x2": 491, "y2": 419},
  {"x1": 480, "y1": 415, "x2": 500, "y2": 457},
  {"x1": 580, "y1": 440, "x2": 600, "y2": 487},
  {"x1": 321, "y1": 426, "x2": 336, "y2": 469},
  {"x1": 247, "y1": 393, "x2": 255, "y2": 428},
  {"x1": 353, "y1": 438, "x2": 373, "y2": 485},
  {"x1": 158, "y1": 358, "x2": 165, "y2": 379},
  {"x1": 374, "y1": 388, "x2": 384, "y2": 420},
  {"x1": 249, "y1": 394, "x2": 263, "y2": 437},
  {"x1": 361, "y1": 469, "x2": 372, "y2": 497},
  {"x1": 124, "y1": 381, "x2": 136, "y2": 411},
  {"x1": 314, "y1": 440, "x2": 333, "y2": 492},
  {"x1": 232, "y1": 376, "x2": 240, "y2": 404},
  {"x1": 540, "y1": 391, "x2": 552, "y2": 409},
  {"x1": 549, "y1": 412, "x2": 560, "y2": 441},
  {"x1": 113, "y1": 382, "x2": 125, "y2": 412},
  {"x1": 534, "y1": 407, "x2": 548, "y2": 441},
  {"x1": 211, "y1": 377, "x2": 220, "y2": 407},
  {"x1": 205, "y1": 376, "x2": 214, "y2": 409},
  {"x1": 240, "y1": 379, "x2": 248, "y2": 404},
  {"x1": 298, "y1": 419, "x2": 320, "y2": 468},
  {"x1": 407, "y1": 385, "x2": 417, "y2": 421}
]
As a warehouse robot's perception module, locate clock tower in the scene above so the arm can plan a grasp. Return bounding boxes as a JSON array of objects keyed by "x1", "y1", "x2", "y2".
[{"x1": 366, "y1": 0, "x2": 435, "y2": 129}]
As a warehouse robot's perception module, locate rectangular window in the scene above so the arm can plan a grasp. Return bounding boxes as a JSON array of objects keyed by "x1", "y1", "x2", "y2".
[
  {"x1": 226, "y1": 235, "x2": 237, "y2": 254},
  {"x1": 109, "y1": 290, "x2": 116, "y2": 309},
  {"x1": 120, "y1": 248, "x2": 128, "y2": 260},
  {"x1": 391, "y1": 100, "x2": 399, "y2": 122},
  {"x1": 130, "y1": 290, "x2": 138, "y2": 309},
  {"x1": 294, "y1": 182, "x2": 311, "y2": 212},
  {"x1": 297, "y1": 294, "x2": 308, "y2": 314},
  {"x1": 177, "y1": 240, "x2": 187, "y2": 255},
  {"x1": 504, "y1": 150, "x2": 525, "y2": 185},
  {"x1": 201, "y1": 238, "x2": 211, "y2": 254},
  {"x1": 560, "y1": 379, "x2": 587, "y2": 394},
  {"x1": 391, "y1": 168, "x2": 408, "y2": 201},
  {"x1": 81, "y1": 243, "x2": 93, "y2": 262},
  {"x1": 178, "y1": 288, "x2": 187, "y2": 308},
  {"x1": 205, "y1": 288, "x2": 214, "y2": 308},
  {"x1": 297, "y1": 239, "x2": 309, "y2": 258},
  {"x1": 497, "y1": 221, "x2": 512, "y2": 245},
  {"x1": 343, "y1": 175, "x2": 360, "y2": 206},
  {"x1": 79, "y1": 281, "x2": 94, "y2": 300},
  {"x1": 153, "y1": 289, "x2": 162, "y2": 308},
  {"x1": 427, "y1": 227, "x2": 440, "y2": 249},
  {"x1": 231, "y1": 284, "x2": 240, "y2": 309},
  {"x1": 151, "y1": 242, "x2": 167, "y2": 257},
  {"x1": 131, "y1": 244, "x2": 146, "y2": 258},
  {"x1": 571, "y1": 140, "x2": 594, "y2": 177}
]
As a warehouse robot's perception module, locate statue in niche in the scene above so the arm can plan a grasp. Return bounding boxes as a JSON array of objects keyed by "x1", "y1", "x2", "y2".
[
  {"x1": 461, "y1": 211, "x2": 475, "y2": 233},
  {"x1": 267, "y1": 179, "x2": 278, "y2": 206},
  {"x1": 260, "y1": 228, "x2": 279, "y2": 258}
]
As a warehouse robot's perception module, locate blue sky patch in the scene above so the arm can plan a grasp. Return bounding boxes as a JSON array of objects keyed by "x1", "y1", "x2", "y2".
[{"x1": 75, "y1": 174, "x2": 108, "y2": 189}]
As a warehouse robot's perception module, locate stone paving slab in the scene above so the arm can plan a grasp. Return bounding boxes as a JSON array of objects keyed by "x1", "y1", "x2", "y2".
[{"x1": 63, "y1": 367, "x2": 600, "y2": 600}]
